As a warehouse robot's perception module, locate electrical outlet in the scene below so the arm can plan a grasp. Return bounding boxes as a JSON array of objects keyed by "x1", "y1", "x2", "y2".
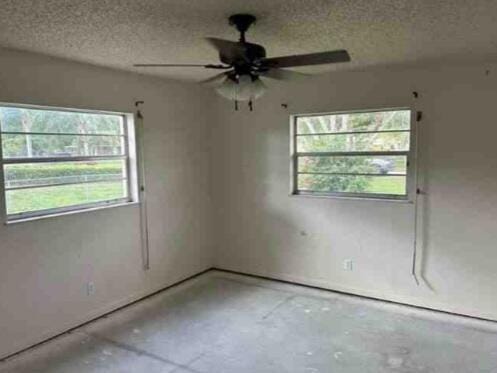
[
  {"x1": 87, "y1": 282, "x2": 95, "y2": 296},
  {"x1": 343, "y1": 259, "x2": 353, "y2": 271}
]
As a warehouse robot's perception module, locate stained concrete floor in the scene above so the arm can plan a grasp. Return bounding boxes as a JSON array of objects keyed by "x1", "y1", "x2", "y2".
[{"x1": 2, "y1": 272, "x2": 497, "y2": 373}]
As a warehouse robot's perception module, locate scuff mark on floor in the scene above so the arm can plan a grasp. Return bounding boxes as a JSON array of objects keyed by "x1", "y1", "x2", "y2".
[{"x1": 260, "y1": 295, "x2": 296, "y2": 320}]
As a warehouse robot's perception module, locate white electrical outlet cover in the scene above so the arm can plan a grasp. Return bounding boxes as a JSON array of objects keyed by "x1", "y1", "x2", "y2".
[
  {"x1": 87, "y1": 282, "x2": 95, "y2": 296},
  {"x1": 343, "y1": 260, "x2": 353, "y2": 271}
]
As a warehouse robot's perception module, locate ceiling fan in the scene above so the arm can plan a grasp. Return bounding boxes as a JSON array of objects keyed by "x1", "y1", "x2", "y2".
[{"x1": 134, "y1": 14, "x2": 351, "y2": 110}]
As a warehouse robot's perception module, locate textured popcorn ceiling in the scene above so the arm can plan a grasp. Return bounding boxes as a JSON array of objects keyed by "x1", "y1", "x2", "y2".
[{"x1": 1, "y1": 0, "x2": 497, "y2": 81}]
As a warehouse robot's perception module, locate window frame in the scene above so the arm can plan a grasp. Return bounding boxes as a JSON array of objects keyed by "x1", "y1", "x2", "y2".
[
  {"x1": 290, "y1": 107, "x2": 416, "y2": 202},
  {"x1": 0, "y1": 102, "x2": 139, "y2": 222}
]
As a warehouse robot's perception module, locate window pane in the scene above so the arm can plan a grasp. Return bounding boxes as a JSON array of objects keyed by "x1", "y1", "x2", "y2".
[
  {"x1": 4, "y1": 160, "x2": 126, "y2": 189},
  {"x1": 0, "y1": 107, "x2": 123, "y2": 135},
  {"x1": 297, "y1": 174, "x2": 406, "y2": 195},
  {"x1": 0, "y1": 105, "x2": 134, "y2": 219},
  {"x1": 296, "y1": 131, "x2": 410, "y2": 153},
  {"x1": 298, "y1": 155, "x2": 407, "y2": 175},
  {"x1": 6, "y1": 181, "x2": 127, "y2": 215},
  {"x1": 296, "y1": 110, "x2": 410, "y2": 134},
  {"x1": 1, "y1": 133, "x2": 124, "y2": 158}
]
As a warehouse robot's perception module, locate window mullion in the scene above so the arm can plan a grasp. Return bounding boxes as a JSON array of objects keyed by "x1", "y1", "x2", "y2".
[
  {"x1": 295, "y1": 129, "x2": 410, "y2": 136},
  {"x1": 296, "y1": 151, "x2": 409, "y2": 157},
  {"x1": 5, "y1": 176, "x2": 127, "y2": 191},
  {"x1": 2, "y1": 155, "x2": 126, "y2": 165},
  {"x1": 0, "y1": 131, "x2": 125, "y2": 137},
  {"x1": 297, "y1": 172, "x2": 407, "y2": 177}
]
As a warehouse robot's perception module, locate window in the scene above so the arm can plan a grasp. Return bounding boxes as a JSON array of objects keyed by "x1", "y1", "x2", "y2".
[
  {"x1": 291, "y1": 109, "x2": 413, "y2": 200},
  {"x1": 0, "y1": 104, "x2": 137, "y2": 221}
]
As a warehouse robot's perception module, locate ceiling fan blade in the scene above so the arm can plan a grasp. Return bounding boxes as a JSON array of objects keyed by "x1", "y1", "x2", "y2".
[
  {"x1": 206, "y1": 37, "x2": 247, "y2": 64},
  {"x1": 261, "y1": 50, "x2": 351, "y2": 68},
  {"x1": 205, "y1": 37, "x2": 240, "y2": 53},
  {"x1": 205, "y1": 37, "x2": 266, "y2": 64},
  {"x1": 258, "y1": 68, "x2": 309, "y2": 81},
  {"x1": 200, "y1": 71, "x2": 229, "y2": 86},
  {"x1": 133, "y1": 63, "x2": 230, "y2": 69}
]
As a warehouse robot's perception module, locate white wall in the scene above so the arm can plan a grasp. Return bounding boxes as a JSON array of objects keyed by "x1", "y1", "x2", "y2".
[
  {"x1": 0, "y1": 48, "x2": 216, "y2": 359},
  {"x1": 212, "y1": 63, "x2": 497, "y2": 321},
  {"x1": 2, "y1": 47, "x2": 497, "y2": 359}
]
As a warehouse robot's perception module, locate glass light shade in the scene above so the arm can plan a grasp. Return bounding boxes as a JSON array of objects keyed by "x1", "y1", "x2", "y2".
[
  {"x1": 215, "y1": 75, "x2": 267, "y2": 102},
  {"x1": 215, "y1": 78, "x2": 238, "y2": 100},
  {"x1": 251, "y1": 78, "x2": 266, "y2": 100}
]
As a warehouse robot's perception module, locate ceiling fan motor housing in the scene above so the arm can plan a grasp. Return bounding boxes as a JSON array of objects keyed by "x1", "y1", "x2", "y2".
[
  {"x1": 218, "y1": 43, "x2": 266, "y2": 66},
  {"x1": 220, "y1": 14, "x2": 266, "y2": 67}
]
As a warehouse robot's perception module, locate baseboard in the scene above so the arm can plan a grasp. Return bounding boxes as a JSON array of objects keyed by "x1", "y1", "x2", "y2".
[{"x1": 0, "y1": 267, "x2": 214, "y2": 362}]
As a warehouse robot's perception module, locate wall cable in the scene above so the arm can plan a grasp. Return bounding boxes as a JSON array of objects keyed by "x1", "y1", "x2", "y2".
[
  {"x1": 411, "y1": 93, "x2": 422, "y2": 285},
  {"x1": 135, "y1": 101, "x2": 150, "y2": 270}
]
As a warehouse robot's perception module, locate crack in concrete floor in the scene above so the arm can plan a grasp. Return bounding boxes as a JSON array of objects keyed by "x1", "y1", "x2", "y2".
[{"x1": 86, "y1": 331, "x2": 203, "y2": 373}]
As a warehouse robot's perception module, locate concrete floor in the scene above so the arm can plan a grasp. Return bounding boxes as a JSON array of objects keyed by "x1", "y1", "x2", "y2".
[{"x1": 2, "y1": 271, "x2": 497, "y2": 373}]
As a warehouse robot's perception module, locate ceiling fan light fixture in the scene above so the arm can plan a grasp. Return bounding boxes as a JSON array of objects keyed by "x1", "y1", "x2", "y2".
[
  {"x1": 134, "y1": 13, "x2": 351, "y2": 110},
  {"x1": 215, "y1": 75, "x2": 267, "y2": 102},
  {"x1": 251, "y1": 78, "x2": 267, "y2": 100},
  {"x1": 215, "y1": 77, "x2": 238, "y2": 100},
  {"x1": 236, "y1": 75, "x2": 254, "y2": 101}
]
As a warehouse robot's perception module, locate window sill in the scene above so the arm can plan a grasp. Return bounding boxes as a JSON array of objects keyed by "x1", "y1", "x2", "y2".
[
  {"x1": 5, "y1": 201, "x2": 140, "y2": 225},
  {"x1": 289, "y1": 192, "x2": 413, "y2": 204}
]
